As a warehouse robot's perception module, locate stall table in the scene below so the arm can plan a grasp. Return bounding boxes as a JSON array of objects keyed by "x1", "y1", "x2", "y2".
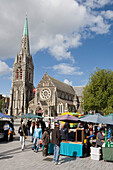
[
  {"x1": 102, "y1": 147, "x2": 113, "y2": 161},
  {"x1": 48, "y1": 141, "x2": 84, "y2": 157}
]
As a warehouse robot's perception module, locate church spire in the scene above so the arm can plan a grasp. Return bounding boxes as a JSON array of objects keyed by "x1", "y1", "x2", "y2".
[
  {"x1": 23, "y1": 15, "x2": 28, "y2": 36},
  {"x1": 19, "y1": 15, "x2": 30, "y2": 56}
]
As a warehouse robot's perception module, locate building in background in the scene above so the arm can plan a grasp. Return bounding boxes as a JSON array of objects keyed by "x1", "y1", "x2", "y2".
[
  {"x1": 8, "y1": 16, "x2": 34, "y2": 116},
  {"x1": 8, "y1": 16, "x2": 84, "y2": 117},
  {"x1": 28, "y1": 72, "x2": 81, "y2": 117}
]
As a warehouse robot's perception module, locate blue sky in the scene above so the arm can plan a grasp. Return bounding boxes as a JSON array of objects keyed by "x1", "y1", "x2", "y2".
[{"x1": 0, "y1": 0, "x2": 113, "y2": 96}]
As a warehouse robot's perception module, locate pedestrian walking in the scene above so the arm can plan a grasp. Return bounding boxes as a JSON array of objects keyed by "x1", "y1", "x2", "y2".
[
  {"x1": 52, "y1": 122, "x2": 61, "y2": 165},
  {"x1": 18, "y1": 121, "x2": 27, "y2": 151},
  {"x1": 32, "y1": 123, "x2": 42, "y2": 153},
  {"x1": 42, "y1": 127, "x2": 50, "y2": 157},
  {"x1": 39, "y1": 119, "x2": 46, "y2": 134},
  {"x1": 30, "y1": 121, "x2": 35, "y2": 142}
]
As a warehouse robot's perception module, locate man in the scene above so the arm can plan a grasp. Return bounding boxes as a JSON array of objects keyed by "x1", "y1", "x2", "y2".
[
  {"x1": 30, "y1": 121, "x2": 35, "y2": 142},
  {"x1": 39, "y1": 119, "x2": 46, "y2": 134},
  {"x1": 32, "y1": 123, "x2": 42, "y2": 152},
  {"x1": 18, "y1": 121, "x2": 27, "y2": 151},
  {"x1": 61, "y1": 124, "x2": 68, "y2": 141},
  {"x1": 3, "y1": 121, "x2": 9, "y2": 142},
  {"x1": 42, "y1": 127, "x2": 50, "y2": 157},
  {"x1": 96, "y1": 128, "x2": 105, "y2": 147},
  {"x1": 52, "y1": 122, "x2": 61, "y2": 165}
]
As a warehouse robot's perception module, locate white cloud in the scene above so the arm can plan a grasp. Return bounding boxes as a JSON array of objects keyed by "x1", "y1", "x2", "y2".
[
  {"x1": 0, "y1": 0, "x2": 112, "y2": 62},
  {"x1": 53, "y1": 63, "x2": 83, "y2": 75},
  {"x1": 78, "y1": 0, "x2": 113, "y2": 8},
  {"x1": 0, "y1": 60, "x2": 12, "y2": 76},
  {"x1": 64, "y1": 79, "x2": 72, "y2": 86},
  {"x1": 101, "y1": 10, "x2": 113, "y2": 20}
]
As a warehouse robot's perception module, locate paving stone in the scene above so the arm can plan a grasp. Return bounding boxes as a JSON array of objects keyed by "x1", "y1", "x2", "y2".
[{"x1": 0, "y1": 136, "x2": 113, "y2": 170}]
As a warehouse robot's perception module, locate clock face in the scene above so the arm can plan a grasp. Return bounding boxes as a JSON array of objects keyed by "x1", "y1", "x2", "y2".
[{"x1": 40, "y1": 88, "x2": 51, "y2": 100}]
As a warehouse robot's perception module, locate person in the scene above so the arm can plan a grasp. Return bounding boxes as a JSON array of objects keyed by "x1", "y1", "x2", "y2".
[
  {"x1": 48, "y1": 118, "x2": 51, "y2": 130},
  {"x1": 32, "y1": 123, "x2": 42, "y2": 152},
  {"x1": 39, "y1": 119, "x2": 46, "y2": 134},
  {"x1": 3, "y1": 121, "x2": 9, "y2": 142},
  {"x1": 42, "y1": 127, "x2": 50, "y2": 157},
  {"x1": 27, "y1": 119, "x2": 31, "y2": 136},
  {"x1": 18, "y1": 121, "x2": 27, "y2": 151},
  {"x1": 96, "y1": 128, "x2": 105, "y2": 147},
  {"x1": 30, "y1": 121, "x2": 35, "y2": 142},
  {"x1": 52, "y1": 122, "x2": 61, "y2": 165},
  {"x1": 84, "y1": 123, "x2": 89, "y2": 137},
  {"x1": 89, "y1": 123, "x2": 93, "y2": 136},
  {"x1": 61, "y1": 124, "x2": 68, "y2": 141},
  {"x1": 78, "y1": 122, "x2": 84, "y2": 128},
  {"x1": 9, "y1": 122, "x2": 13, "y2": 141}
]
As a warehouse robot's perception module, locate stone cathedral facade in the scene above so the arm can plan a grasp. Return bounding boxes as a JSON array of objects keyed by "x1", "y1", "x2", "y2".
[
  {"x1": 8, "y1": 17, "x2": 83, "y2": 116},
  {"x1": 8, "y1": 16, "x2": 34, "y2": 116}
]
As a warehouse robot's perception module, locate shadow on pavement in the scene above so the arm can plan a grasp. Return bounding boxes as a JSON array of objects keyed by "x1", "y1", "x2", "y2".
[
  {"x1": 60, "y1": 156, "x2": 76, "y2": 164},
  {"x1": 0, "y1": 155, "x2": 13, "y2": 160},
  {"x1": 0, "y1": 144, "x2": 32, "y2": 156},
  {"x1": 43, "y1": 157, "x2": 53, "y2": 162}
]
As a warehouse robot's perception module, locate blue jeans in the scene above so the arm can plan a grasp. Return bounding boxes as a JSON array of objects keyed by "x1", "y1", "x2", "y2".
[
  {"x1": 32, "y1": 138, "x2": 39, "y2": 152},
  {"x1": 28, "y1": 130, "x2": 30, "y2": 136},
  {"x1": 53, "y1": 144, "x2": 60, "y2": 163}
]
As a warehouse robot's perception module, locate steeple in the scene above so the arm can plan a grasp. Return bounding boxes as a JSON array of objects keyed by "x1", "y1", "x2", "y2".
[
  {"x1": 19, "y1": 15, "x2": 30, "y2": 56},
  {"x1": 8, "y1": 15, "x2": 34, "y2": 116},
  {"x1": 23, "y1": 15, "x2": 28, "y2": 36}
]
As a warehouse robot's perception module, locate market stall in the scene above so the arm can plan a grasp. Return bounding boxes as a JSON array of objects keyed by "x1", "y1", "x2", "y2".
[
  {"x1": 48, "y1": 141, "x2": 84, "y2": 157},
  {"x1": 79, "y1": 113, "x2": 113, "y2": 160},
  {"x1": 102, "y1": 147, "x2": 113, "y2": 161},
  {"x1": 53, "y1": 114, "x2": 84, "y2": 157},
  {"x1": 102, "y1": 129, "x2": 113, "y2": 161},
  {"x1": 60, "y1": 141, "x2": 83, "y2": 157}
]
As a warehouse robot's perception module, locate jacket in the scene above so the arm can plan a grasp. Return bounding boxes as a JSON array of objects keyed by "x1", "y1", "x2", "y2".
[
  {"x1": 61, "y1": 127, "x2": 68, "y2": 140},
  {"x1": 18, "y1": 125, "x2": 27, "y2": 136},
  {"x1": 52, "y1": 127, "x2": 61, "y2": 146},
  {"x1": 96, "y1": 132, "x2": 104, "y2": 147},
  {"x1": 42, "y1": 130, "x2": 50, "y2": 145},
  {"x1": 33, "y1": 128, "x2": 42, "y2": 139}
]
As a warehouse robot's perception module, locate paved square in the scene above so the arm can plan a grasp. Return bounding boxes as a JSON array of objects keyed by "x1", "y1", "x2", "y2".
[{"x1": 0, "y1": 136, "x2": 113, "y2": 170}]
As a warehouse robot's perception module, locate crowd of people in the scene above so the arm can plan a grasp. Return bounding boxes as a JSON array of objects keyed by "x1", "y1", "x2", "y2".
[
  {"x1": 18, "y1": 119, "x2": 67, "y2": 165},
  {"x1": 2, "y1": 117, "x2": 113, "y2": 165}
]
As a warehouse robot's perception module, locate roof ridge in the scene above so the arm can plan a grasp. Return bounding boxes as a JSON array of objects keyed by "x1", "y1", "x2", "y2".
[{"x1": 48, "y1": 75, "x2": 72, "y2": 88}]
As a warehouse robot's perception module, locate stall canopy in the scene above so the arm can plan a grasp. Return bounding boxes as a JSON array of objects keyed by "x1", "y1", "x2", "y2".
[
  {"x1": 105, "y1": 113, "x2": 113, "y2": 121},
  {"x1": 19, "y1": 113, "x2": 42, "y2": 119},
  {"x1": 0, "y1": 112, "x2": 12, "y2": 119},
  {"x1": 54, "y1": 114, "x2": 78, "y2": 123},
  {"x1": 79, "y1": 113, "x2": 113, "y2": 125}
]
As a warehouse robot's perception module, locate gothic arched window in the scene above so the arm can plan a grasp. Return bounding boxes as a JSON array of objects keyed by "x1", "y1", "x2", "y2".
[
  {"x1": 16, "y1": 69, "x2": 19, "y2": 79},
  {"x1": 20, "y1": 69, "x2": 22, "y2": 79},
  {"x1": 58, "y1": 103, "x2": 63, "y2": 114}
]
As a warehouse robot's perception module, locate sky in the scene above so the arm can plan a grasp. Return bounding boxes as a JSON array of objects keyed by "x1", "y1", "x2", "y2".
[{"x1": 0, "y1": 0, "x2": 113, "y2": 96}]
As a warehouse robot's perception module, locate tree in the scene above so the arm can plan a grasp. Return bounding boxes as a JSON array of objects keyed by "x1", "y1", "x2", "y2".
[{"x1": 83, "y1": 68, "x2": 113, "y2": 115}]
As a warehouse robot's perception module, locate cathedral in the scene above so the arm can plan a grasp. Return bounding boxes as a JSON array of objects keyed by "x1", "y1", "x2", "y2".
[{"x1": 8, "y1": 16, "x2": 83, "y2": 116}]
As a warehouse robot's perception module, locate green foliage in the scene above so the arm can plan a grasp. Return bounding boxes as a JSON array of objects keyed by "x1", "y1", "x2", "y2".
[
  {"x1": 83, "y1": 68, "x2": 113, "y2": 114},
  {"x1": 0, "y1": 99, "x2": 3, "y2": 112}
]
